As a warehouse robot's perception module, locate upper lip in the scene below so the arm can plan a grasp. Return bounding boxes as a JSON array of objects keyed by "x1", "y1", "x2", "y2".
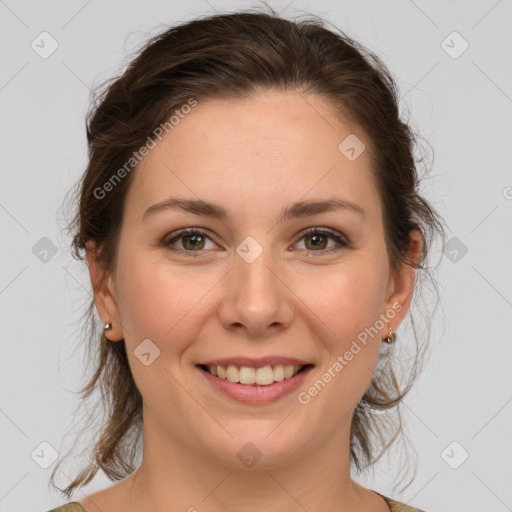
[{"x1": 197, "y1": 356, "x2": 313, "y2": 368}]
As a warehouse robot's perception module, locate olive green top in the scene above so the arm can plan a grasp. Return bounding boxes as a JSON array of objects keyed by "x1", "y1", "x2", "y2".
[{"x1": 45, "y1": 492, "x2": 426, "y2": 512}]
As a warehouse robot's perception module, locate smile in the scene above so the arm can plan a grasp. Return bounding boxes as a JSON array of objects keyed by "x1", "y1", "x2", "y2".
[
  {"x1": 198, "y1": 363, "x2": 307, "y2": 386},
  {"x1": 196, "y1": 363, "x2": 315, "y2": 404}
]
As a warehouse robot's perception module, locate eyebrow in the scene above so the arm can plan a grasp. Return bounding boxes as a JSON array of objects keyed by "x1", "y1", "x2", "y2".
[{"x1": 142, "y1": 196, "x2": 365, "y2": 222}]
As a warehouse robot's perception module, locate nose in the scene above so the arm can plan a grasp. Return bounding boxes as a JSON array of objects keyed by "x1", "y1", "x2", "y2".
[{"x1": 217, "y1": 249, "x2": 294, "y2": 338}]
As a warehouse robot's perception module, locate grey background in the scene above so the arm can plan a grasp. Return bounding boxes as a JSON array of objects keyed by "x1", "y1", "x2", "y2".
[{"x1": 1, "y1": 1, "x2": 511, "y2": 511}]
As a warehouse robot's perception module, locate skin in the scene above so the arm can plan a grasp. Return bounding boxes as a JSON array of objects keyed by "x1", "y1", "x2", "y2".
[{"x1": 83, "y1": 90, "x2": 421, "y2": 512}]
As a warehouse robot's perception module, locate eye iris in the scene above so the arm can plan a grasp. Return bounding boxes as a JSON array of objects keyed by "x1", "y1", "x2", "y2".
[
  {"x1": 306, "y1": 233, "x2": 327, "y2": 250},
  {"x1": 183, "y1": 233, "x2": 205, "y2": 250}
]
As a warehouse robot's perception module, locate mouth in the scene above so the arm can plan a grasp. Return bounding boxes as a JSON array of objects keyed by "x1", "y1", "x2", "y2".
[
  {"x1": 196, "y1": 362, "x2": 315, "y2": 404},
  {"x1": 196, "y1": 363, "x2": 314, "y2": 387}
]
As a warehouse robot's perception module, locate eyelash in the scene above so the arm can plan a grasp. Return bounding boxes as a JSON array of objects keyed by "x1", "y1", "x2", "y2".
[{"x1": 161, "y1": 227, "x2": 350, "y2": 257}]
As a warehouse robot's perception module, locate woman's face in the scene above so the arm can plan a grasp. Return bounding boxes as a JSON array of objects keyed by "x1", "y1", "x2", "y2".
[{"x1": 89, "y1": 90, "x2": 417, "y2": 468}]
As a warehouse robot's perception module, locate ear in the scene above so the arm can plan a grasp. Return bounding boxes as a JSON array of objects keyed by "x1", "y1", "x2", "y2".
[
  {"x1": 381, "y1": 228, "x2": 423, "y2": 336},
  {"x1": 85, "y1": 242, "x2": 123, "y2": 341}
]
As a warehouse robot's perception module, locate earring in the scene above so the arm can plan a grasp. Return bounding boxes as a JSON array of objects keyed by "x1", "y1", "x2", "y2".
[
  {"x1": 103, "y1": 322, "x2": 113, "y2": 340},
  {"x1": 384, "y1": 324, "x2": 396, "y2": 344}
]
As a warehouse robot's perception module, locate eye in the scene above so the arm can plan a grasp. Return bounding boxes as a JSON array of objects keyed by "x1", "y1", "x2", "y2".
[
  {"x1": 161, "y1": 227, "x2": 350, "y2": 257},
  {"x1": 293, "y1": 228, "x2": 349, "y2": 254},
  {"x1": 162, "y1": 228, "x2": 217, "y2": 256}
]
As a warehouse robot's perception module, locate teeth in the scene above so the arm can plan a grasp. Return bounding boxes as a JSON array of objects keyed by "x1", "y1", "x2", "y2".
[
  {"x1": 226, "y1": 365, "x2": 239, "y2": 383},
  {"x1": 273, "y1": 364, "x2": 285, "y2": 382},
  {"x1": 284, "y1": 365, "x2": 295, "y2": 379},
  {"x1": 206, "y1": 364, "x2": 303, "y2": 386},
  {"x1": 255, "y1": 366, "x2": 273, "y2": 385},
  {"x1": 239, "y1": 366, "x2": 255, "y2": 385}
]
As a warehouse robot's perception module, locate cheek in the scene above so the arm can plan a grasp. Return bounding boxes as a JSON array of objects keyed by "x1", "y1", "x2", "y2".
[
  {"x1": 115, "y1": 254, "x2": 213, "y2": 407},
  {"x1": 297, "y1": 266, "x2": 387, "y2": 409},
  {"x1": 116, "y1": 251, "x2": 221, "y2": 347},
  {"x1": 294, "y1": 260, "x2": 387, "y2": 343}
]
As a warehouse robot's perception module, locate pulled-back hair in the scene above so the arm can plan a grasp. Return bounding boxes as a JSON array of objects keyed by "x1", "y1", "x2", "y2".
[{"x1": 53, "y1": 6, "x2": 445, "y2": 498}]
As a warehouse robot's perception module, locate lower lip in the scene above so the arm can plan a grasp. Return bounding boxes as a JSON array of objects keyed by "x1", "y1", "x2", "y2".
[{"x1": 197, "y1": 365, "x2": 314, "y2": 404}]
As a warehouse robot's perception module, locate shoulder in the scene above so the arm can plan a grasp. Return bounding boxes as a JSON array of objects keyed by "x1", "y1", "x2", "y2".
[
  {"x1": 45, "y1": 503, "x2": 86, "y2": 512},
  {"x1": 382, "y1": 495, "x2": 428, "y2": 512},
  {"x1": 47, "y1": 492, "x2": 428, "y2": 512},
  {"x1": 374, "y1": 491, "x2": 427, "y2": 512}
]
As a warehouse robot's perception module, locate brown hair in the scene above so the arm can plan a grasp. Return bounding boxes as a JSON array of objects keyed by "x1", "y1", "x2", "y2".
[{"x1": 52, "y1": 6, "x2": 446, "y2": 498}]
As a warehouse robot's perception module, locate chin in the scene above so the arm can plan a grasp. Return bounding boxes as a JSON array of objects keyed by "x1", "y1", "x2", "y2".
[{"x1": 203, "y1": 421, "x2": 311, "y2": 469}]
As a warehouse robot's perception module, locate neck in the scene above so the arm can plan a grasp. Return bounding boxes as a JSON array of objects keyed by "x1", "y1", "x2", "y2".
[{"x1": 119, "y1": 408, "x2": 375, "y2": 512}]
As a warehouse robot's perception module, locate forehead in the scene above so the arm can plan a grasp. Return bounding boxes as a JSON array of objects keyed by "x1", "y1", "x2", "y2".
[{"x1": 125, "y1": 90, "x2": 380, "y2": 223}]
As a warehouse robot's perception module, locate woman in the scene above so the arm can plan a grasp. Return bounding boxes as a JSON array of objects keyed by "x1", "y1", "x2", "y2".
[{"x1": 48, "y1": 8, "x2": 445, "y2": 512}]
